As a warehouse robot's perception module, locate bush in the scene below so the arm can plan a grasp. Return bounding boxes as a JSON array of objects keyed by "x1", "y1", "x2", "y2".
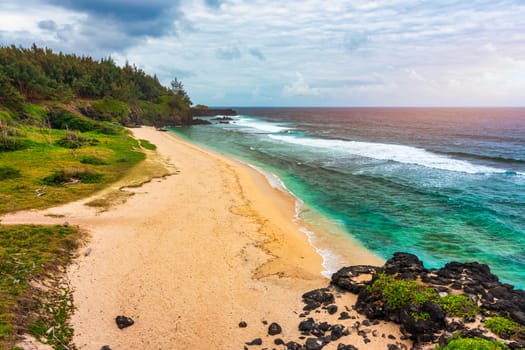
[
  {"x1": 139, "y1": 139, "x2": 156, "y2": 150},
  {"x1": 49, "y1": 109, "x2": 96, "y2": 132},
  {"x1": 42, "y1": 168, "x2": 102, "y2": 185},
  {"x1": 0, "y1": 136, "x2": 29, "y2": 151},
  {"x1": 80, "y1": 156, "x2": 107, "y2": 165},
  {"x1": 91, "y1": 98, "x2": 131, "y2": 124},
  {"x1": 438, "y1": 336, "x2": 509, "y2": 349},
  {"x1": 0, "y1": 166, "x2": 21, "y2": 180},
  {"x1": 55, "y1": 131, "x2": 99, "y2": 149},
  {"x1": 436, "y1": 294, "x2": 478, "y2": 319},
  {"x1": 485, "y1": 317, "x2": 524, "y2": 339},
  {"x1": 368, "y1": 273, "x2": 438, "y2": 310}
]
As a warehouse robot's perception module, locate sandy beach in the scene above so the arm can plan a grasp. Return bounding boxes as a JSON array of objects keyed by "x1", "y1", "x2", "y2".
[{"x1": 2, "y1": 127, "x2": 409, "y2": 349}]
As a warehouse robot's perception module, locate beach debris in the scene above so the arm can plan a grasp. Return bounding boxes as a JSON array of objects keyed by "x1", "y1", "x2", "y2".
[
  {"x1": 115, "y1": 315, "x2": 134, "y2": 329},
  {"x1": 238, "y1": 321, "x2": 247, "y2": 328},
  {"x1": 245, "y1": 338, "x2": 262, "y2": 346},
  {"x1": 100, "y1": 346, "x2": 112, "y2": 350},
  {"x1": 268, "y1": 322, "x2": 282, "y2": 335},
  {"x1": 84, "y1": 247, "x2": 92, "y2": 256}
]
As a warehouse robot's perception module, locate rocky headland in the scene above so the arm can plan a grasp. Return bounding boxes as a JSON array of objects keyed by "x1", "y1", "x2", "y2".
[{"x1": 244, "y1": 253, "x2": 525, "y2": 350}]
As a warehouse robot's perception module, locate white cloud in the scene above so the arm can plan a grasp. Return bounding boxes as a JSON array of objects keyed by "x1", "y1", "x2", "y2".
[
  {"x1": 283, "y1": 73, "x2": 320, "y2": 96},
  {"x1": 0, "y1": 0, "x2": 524, "y2": 106}
]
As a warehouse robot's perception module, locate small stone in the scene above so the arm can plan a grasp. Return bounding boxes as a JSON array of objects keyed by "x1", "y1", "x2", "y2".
[
  {"x1": 286, "y1": 341, "x2": 303, "y2": 350},
  {"x1": 305, "y1": 337, "x2": 324, "y2": 350},
  {"x1": 337, "y1": 344, "x2": 358, "y2": 350},
  {"x1": 115, "y1": 315, "x2": 134, "y2": 329},
  {"x1": 268, "y1": 322, "x2": 282, "y2": 335},
  {"x1": 299, "y1": 318, "x2": 315, "y2": 332},
  {"x1": 63, "y1": 221, "x2": 69, "y2": 227},
  {"x1": 245, "y1": 338, "x2": 262, "y2": 346},
  {"x1": 338, "y1": 312, "x2": 351, "y2": 320},
  {"x1": 239, "y1": 321, "x2": 248, "y2": 328},
  {"x1": 327, "y1": 305, "x2": 338, "y2": 315},
  {"x1": 274, "y1": 338, "x2": 284, "y2": 345},
  {"x1": 100, "y1": 346, "x2": 111, "y2": 350}
]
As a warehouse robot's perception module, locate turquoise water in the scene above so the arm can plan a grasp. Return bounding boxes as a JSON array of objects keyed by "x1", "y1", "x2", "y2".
[{"x1": 169, "y1": 108, "x2": 525, "y2": 288}]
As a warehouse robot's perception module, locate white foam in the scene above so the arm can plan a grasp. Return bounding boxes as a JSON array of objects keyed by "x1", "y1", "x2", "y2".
[
  {"x1": 269, "y1": 135, "x2": 507, "y2": 174},
  {"x1": 235, "y1": 116, "x2": 290, "y2": 133}
]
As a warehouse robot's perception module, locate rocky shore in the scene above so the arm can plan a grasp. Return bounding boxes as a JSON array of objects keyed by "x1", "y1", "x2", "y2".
[{"x1": 244, "y1": 253, "x2": 525, "y2": 350}]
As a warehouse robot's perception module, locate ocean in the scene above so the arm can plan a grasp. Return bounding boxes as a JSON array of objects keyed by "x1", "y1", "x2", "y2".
[{"x1": 169, "y1": 108, "x2": 525, "y2": 288}]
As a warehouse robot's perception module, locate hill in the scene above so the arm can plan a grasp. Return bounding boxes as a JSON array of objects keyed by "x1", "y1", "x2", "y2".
[{"x1": 0, "y1": 44, "x2": 192, "y2": 127}]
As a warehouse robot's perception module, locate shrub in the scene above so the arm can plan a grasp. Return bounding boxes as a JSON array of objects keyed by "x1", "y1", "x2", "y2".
[
  {"x1": 49, "y1": 109, "x2": 96, "y2": 132},
  {"x1": 139, "y1": 139, "x2": 156, "y2": 150},
  {"x1": 368, "y1": 273, "x2": 438, "y2": 310},
  {"x1": 55, "y1": 131, "x2": 99, "y2": 149},
  {"x1": 0, "y1": 166, "x2": 21, "y2": 180},
  {"x1": 42, "y1": 168, "x2": 102, "y2": 185},
  {"x1": 485, "y1": 317, "x2": 524, "y2": 339},
  {"x1": 91, "y1": 98, "x2": 131, "y2": 124},
  {"x1": 436, "y1": 294, "x2": 478, "y2": 319},
  {"x1": 438, "y1": 336, "x2": 509, "y2": 349}
]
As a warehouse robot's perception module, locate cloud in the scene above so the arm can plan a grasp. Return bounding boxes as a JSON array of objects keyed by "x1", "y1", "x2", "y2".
[
  {"x1": 249, "y1": 48, "x2": 265, "y2": 61},
  {"x1": 343, "y1": 31, "x2": 369, "y2": 51},
  {"x1": 37, "y1": 19, "x2": 57, "y2": 31},
  {"x1": 216, "y1": 46, "x2": 241, "y2": 60},
  {"x1": 42, "y1": 0, "x2": 181, "y2": 37},
  {"x1": 283, "y1": 73, "x2": 320, "y2": 96},
  {"x1": 204, "y1": 0, "x2": 222, "y2": 9}
]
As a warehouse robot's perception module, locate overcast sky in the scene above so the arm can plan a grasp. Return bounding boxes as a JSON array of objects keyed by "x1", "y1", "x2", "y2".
[{"x1": 1, "y1": 0, "x2": 524, "y2": 106}]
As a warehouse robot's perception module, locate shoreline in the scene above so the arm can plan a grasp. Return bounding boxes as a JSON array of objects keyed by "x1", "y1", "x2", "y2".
[
  {"x1": 1, "y1": 126, "x2": 392, "y2": 349},
  {"x1": 171, "y1": 130, "x2": 384, "y2": 276}
]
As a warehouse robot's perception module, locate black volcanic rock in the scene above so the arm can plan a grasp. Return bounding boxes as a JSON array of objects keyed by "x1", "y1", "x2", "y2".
[
  {"x1": 299, "y1": 318, "x2": 316, "y2": 333},
  {"x1": 331, "y1": 265, "x2": 377, "y2": 294},
  {"x1": 245, "y1": 338, "x2": 262, "y2": 346},
  {"x1": 305, "y1": 337, "x2": 325, "y2": 350},
  {"x1": 302, "y1": 288, "x2": 335, "y2": 311},
  {"x1": 286, "y1": 341, "x2": 303, "y2": 350},
  {"x1": 239, "y1": 321, "x2": 247, "y2": 328},
  {"x1": 268, "y1": 322, "x2": 282, "y2": 335},
  {"x1": 115, "y1": 315, "x2": 134, "y2": 329},
  {"x1": 383, "y1": 252, "x2": 427, "y2": 278}
]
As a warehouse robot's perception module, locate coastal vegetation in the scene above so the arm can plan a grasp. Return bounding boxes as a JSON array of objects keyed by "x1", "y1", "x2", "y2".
[
  {"x1": 0, "y1": 45, "x2": 184, "y2": 349},
  {"x1": 0, "y1": 44, "x2": 192, "y2": 126},
  {"x1": 0, "y1": 224, "x2": 82, "y2": 350}
]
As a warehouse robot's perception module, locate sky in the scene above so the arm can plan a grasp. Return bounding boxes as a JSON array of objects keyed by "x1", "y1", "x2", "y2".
[{"x1": 1, "y1": 0, "x2": 524, "y2": 107}]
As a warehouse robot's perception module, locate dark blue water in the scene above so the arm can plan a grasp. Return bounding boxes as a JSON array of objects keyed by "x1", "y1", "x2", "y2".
[{"x1": 170, "y1": 108, "x2": 525, "y2": 288}]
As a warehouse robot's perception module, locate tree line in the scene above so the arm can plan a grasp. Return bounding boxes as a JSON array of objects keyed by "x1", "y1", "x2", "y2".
[{"x1": 0, "y1": 44, "x2": 192, "y2": 126}]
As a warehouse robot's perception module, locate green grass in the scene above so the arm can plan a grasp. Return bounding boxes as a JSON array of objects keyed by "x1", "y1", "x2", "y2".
[
  {"x1": 436, "y1": 294, "x2": 478, "y2": 319},
  {"x1": 0, "y1": 167, "x2": 21, "y2": 181},
  {"x1": 0, "y1": 224, "x2": 82, "y2": 349},
  {"x1": 437, "y1": 336, "x2": 509, "y2": 349},
  {"x1": 139, "y1": 139, "x2": 156, "y2": 150},
  {"x1": 485, "y1": 317, "x2": 525, "y2": 339},
  {"x1": 0, "y1": 126, "x2": 145, "y2": 215},
  {"x1": 368, "y1": 274, "x2": 480, "y2": 321},
  {"x1": 368, "y1": 273, "x2": 438, "y2": 310}
]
